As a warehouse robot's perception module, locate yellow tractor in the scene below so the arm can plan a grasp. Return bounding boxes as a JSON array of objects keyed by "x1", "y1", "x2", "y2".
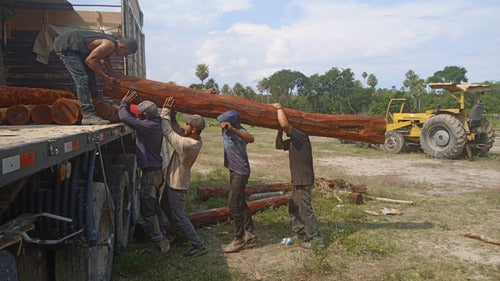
[{"x1": 383, "y1": 82, "x2": 495, "y2": 159}]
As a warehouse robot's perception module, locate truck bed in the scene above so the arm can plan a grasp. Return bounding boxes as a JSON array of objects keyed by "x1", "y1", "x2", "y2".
[{"x1": 0, "y1": 123, "x2": 133, "y2": 187}]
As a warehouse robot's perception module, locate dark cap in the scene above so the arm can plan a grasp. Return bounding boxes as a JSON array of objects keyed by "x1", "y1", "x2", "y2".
[
  {"x1": 216, "y1": 110, "x2": 242, "y2": 129},
  {"x1": 130, "y1": 100, "x2": 158, "y2": 117},
  {"x1": 183, "y1": 114, "x2": 205, "y2": 133}
]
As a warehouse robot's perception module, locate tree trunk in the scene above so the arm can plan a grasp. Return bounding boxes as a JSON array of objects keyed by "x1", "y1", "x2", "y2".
[
  {"x1": 7, "y1": 104, "x2": 31, "y2": 125},
  {"x1": 0, "y1": 85, "x2": 75, "y2": 107},
  {"x1": 0, "y1": 108, "x2": 7, "y2": 124},
  {"x1": 31, "y1": 104, "x2": 53, "y2": 124},
  {"x1": 93, "y1": 99, "x2": 120, "y2": 122},
  {"x1": 51, "y1": 98, "x2": 82, "y2": 125},
  {"x1": 104, "y1": 77, "x2": 386, "y2": 144}
]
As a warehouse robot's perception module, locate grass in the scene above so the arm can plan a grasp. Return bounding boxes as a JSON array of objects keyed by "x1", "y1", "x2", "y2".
[{"x1": 112, "y1": 123, "x2": 500, "y2": 281}]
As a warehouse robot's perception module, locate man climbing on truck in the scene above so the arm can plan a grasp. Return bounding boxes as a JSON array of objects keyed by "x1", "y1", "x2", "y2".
[{"x1": 54, "y1": 29, "x2": 138, "y2": 125}]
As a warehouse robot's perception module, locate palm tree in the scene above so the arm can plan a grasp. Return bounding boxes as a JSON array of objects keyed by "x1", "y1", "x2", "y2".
[{"x1": 195, "y1": 63, "x2": 209, "y2": 88}]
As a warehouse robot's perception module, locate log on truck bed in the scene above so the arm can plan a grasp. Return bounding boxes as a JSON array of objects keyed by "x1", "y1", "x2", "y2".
[{"x1": 104, "y1": 77, "x2": 386, "y2": 144}]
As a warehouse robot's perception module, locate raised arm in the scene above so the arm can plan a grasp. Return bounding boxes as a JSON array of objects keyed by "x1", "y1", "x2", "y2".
[
  {"x1": 271, "y1": 103, "x2": 292, "y2": 135},
  {"x1": 220, "y1": 122, "x2": 254, "y2": 143}
]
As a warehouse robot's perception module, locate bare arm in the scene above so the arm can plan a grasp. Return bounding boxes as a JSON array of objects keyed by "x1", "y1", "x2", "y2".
[
  {"x1": 271, "y1": 103, "x2": 292, "y2": 135},
  {"x1": 85, "y1": 39, "x2": 116, "y2": 80},
  {"x1": 275, "y1": 128, "x2": 284, "y2": 149},
  {"x1": 220, "y1": 122, "x2": 254, "y2": 143}
]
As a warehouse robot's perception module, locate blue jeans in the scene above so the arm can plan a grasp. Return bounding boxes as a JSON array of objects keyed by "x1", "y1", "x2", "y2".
[{"x1": 54, "y1": 49, "x2": 100, "y2": 115}]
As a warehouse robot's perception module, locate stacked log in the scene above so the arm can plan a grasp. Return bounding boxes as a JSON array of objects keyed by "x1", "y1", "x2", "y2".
[
  {"x1": 6, "y1": 105, "x2": 31, "y2": 125},
  {"x1": 0, "y1": 85, "x2": 75, "y2": 107},
  {"x1": 31, "y1": 104, "x2": 53, "y2": 124},
  {"x1": 51, "y1": 98, "x2": 82, "y2": 125},
  {"x1": 197, "y1": 183, "x2": 293, "y2": 201},
  {"x1": 104, "y1": 76, "x2": 386, "y2": 144},
  {"x1": 0, "y1": 108, "x2": 6, "y2": 124},
  {"x1": 93, "y1": 99, "x2": 120, "y2": 122}
]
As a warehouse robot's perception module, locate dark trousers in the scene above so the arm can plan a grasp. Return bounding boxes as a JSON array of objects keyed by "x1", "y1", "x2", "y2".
[
  {"x1": 54, "y1": 49, "x2": 99, "y2": 115},
  {"x1": 228, "y1": 171, "x2": 254, "y2": 239},
  {"x1": 162, "y1": 187, "x2": 204, "y2": 248},
  {"x1": 139, "y1": 170, "x2": 167, "y2": 242},
  {"x1": 289, "y1": 184, "x2": 321, "y2": 241}
]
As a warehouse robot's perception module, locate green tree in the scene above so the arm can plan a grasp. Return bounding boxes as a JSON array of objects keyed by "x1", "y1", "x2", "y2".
[
  {"x1": 195, "y1": 63, "x2": 209, "y2": 87},
  {"x1": 403, "y1": 70, "x2": 426, "y2": 112},
  {"x1": 427, "y1": 66, "x2": 468, "y2": 83},
  {"x1": 204, "y1": 78, "x2": 219, "y2": 92},
  {"x1": 221, "y1": 84, "x2": 231, "y2": 95},
  {"x1": 265, "y1": 69, "x2": 307, "y2": 106},
  {"x1": 232, "y1": 83, "x2": 245, "y2": 97},
  {"x1": 362, "y1": 71, "x2": 368, "y2": 87},
  {"x1": 367, "y1": 73, "x2": 378, "y2": 89}
]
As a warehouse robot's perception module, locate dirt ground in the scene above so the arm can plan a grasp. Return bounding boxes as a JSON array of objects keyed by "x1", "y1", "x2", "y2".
[{"x1": 220, "y1": 137, "x2": 500, "y2": 280}]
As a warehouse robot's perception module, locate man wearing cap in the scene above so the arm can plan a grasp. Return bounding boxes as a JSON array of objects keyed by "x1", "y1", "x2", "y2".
[
  {"x1": 54, "y1": 29, "x2": 139, "y2": 125},
  {"x1": 160, "y1": 97, "x2": 207, "y2": 258},
  {"x1": 118, "y1": 90, "x2": 170, "y2": 254},
  {"x1": 217, "y1": 110, "x2": 257, "y2": 253}
]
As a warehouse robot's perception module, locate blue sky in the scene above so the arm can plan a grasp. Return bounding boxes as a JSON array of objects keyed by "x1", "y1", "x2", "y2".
[{"x1": 74, "y1": 0, "x2": 500, "y2": 90}]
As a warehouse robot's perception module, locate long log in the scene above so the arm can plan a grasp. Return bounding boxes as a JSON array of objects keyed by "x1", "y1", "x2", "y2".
[
  {"x1": 6, "y1": 104, "x2": 31, "y2": 125},
  {"x1": 187, "y1": 194, "x2": 291, "y2": 228},
  {"x1": 0, "y1": 108, "x2": 7, "y2": 124},
  {"x1": 92, "y1": 99, "x2": 120, "y2": 122},
  {"x1": 51, "y1": 98, "x2": 82, "y2": 125},
  {"x1": 0, "y1": 85, "x2": 75, "y2": 107},
  {"x1": 31, "y1": 104, "x2": 53, "y2": 124},
  {"x1": 197, "y1": 183, "x2": 293, "y2": 201},
  {"x1": 104, "y1": 77, "x2": 386, "y2": 143}
]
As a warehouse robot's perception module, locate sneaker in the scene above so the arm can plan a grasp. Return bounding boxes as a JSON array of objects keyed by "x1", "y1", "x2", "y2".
[
  {"x1": 152, "y1": 238, "x2": 170, "y2": 254},
  {"x1": 244, "y1": 231, "x2": 258, "y2": 243},
  {"x1": 81, "y1": 114, "x2": 110, "y2": 125},
  {"x1": 183, "y1": 246, "x2": 208, "y2": 258},
  {"x1": 301, "y1": 237, "x2": 326, "y2": 250},
  {"x1": 171, "y1": 235, "x2": 189, "y2": 246},
  {"x1": 223, "y1": 237, "x2": 247, "y2": 253}
]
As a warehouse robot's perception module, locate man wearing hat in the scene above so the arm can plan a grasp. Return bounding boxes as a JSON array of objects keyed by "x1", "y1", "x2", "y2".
[
  {"x1": 160, "y1": 96, "x2": 207, "y2": 258},
  {"x1": 118, "y1": 90, "x2": 170, "y2": 254}
]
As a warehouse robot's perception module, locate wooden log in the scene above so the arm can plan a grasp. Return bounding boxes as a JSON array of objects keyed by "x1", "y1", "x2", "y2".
[
  {"x1": 187, "y1": 194, "x2": 291, "y2": 228},
  {"x1": 92, "y1": 99, "x2": 120, "y2": 122},
  {"x1": 104, "y1": 77, "x2": 386, "y2": 144},
  {"x1": 248, "y1": 191, "x2": 284, "y2": 201},
  {"x1": 348, "y1": 192, "x2": 363, "y2": 204},
  {"x1": 51, "y1": 98, "x2": 82, "y2": 125},
  {"x1": 0, "y1": 108, "x2": 7, "y2": 124},
  {"x1": 464, "y1": 232, "x2": 500, "y2": 246},
  {"x1": 31, "y1": 104, "x2": 53, "y2": 124},
  {"x1": 0, "y1": 85, "x2": 75, "y2": 107},
  {"x1": 6, "y1": 104, "x2": 31, "y2": 125},
  {"x1": 197, "y1": 183, "x2": 293, "y2": 201}
]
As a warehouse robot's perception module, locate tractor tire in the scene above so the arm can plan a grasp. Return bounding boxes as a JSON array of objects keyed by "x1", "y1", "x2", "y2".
[
  {"x1": 472, "y1": 120, "x2": 495, "y2": 156},
  {"x1": 106, "y1": 165, "x2": 131, "y2": 251},
  {"x1": 383, "y1": 131, "x2": 406, "y2": 154},
  {"x1": 420, "y1": 114, "x2": 467, "y2": 159},
  {"x1": 55, "y1": 182, "x2": 114, "y2": 281}
]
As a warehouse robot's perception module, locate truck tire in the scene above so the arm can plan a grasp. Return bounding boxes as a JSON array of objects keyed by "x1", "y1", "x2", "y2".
[
  {"x1": 383, "y1": 131, "x2": 406, "y2": 154},
  {"x1": 472, "y1": 120, "x2": 495, "y2": 156},
  {"x1": 420, "y1": 114, "x2": 466, "y2": 159},
  {"x1": 54, "y1": 182, "x2": 113, "y2": 281},
  {"x1": 116, "y1": 154, "x2": 140, "y2": 225},
  {"x1": 106, "y1": 165, "x2": 131, "y2": 251}
]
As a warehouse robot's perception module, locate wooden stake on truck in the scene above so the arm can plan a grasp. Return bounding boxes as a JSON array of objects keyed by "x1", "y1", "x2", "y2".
[{"x1": 104, "y1": 77, "x2": 386, "y2": 144}]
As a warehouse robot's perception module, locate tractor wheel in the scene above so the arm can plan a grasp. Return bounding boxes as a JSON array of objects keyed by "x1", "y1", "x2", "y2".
[
  {"x1": 116, "y1": 154, "x2": 140, "y2": 225},
  {"x1": 383, "y1": 131, "x2": 406, "y2": 154},
  {"x1": 420, "y1": 114, "x2": 467, "y2": 159},
  {"x1": 55, "y1": 182, "x2": 114, "y2": 281},
  {"x1": 472, "y1": 120, "x2": 495, "y2": 156}
]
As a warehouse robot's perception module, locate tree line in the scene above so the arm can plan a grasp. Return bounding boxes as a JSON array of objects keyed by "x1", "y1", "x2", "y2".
[{"x1": 187, "y1": 64, "x2": 500, "y2": 116}]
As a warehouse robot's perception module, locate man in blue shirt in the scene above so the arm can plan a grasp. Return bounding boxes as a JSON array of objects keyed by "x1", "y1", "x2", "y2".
[
  {"x1": 118, "y1": 90, "x2": 169, "y2": 254},
  {"x1": 217, "y1": 110, "x2": 258, "y2": 253}
]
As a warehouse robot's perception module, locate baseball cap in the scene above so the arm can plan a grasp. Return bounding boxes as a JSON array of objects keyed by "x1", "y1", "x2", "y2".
[
  {"x1": 130, "y1": 100, "x2": 159, "y2": 117},
  {"x1": 182, "y1": 114, "x2": 205, "y2": 133}
]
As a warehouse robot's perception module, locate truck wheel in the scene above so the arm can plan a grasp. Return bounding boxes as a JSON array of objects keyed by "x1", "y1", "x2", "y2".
[
  {"x1": 472, "y1": 120, "x2": 495, "y2": 156},
  {"x1": 420, "y1": 114, "x2": 466, "y2": 159},
  {"x1": 116, "y1": 154, "x2": 140, "y2": 225},
  {"x1": 55, "y1": 182, "x2": 113, "y2": 281},
  {"x1": 383, "y1": 131, "x2": 406, "y2": 154},
  {"x1": 106, "y1": 165, "x2": 131, "y2": 251}
]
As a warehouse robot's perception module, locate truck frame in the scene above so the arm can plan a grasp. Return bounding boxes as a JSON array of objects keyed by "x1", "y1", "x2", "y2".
[{"x1": 0, "y1": 1, "x2": 144, "y2": 280}]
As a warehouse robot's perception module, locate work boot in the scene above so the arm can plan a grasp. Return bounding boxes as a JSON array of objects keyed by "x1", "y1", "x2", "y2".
[
  {"x1": 223, "y1": 237, "x2": 246, "y2": 253},
  {"x1": 170, "y1": 235, "x2": 189, "y2": 247},
  {"x1": 81, "y1": 114, "x2": 110, "y2": 125},
  {"x1": 183, "y1": 246, "x2": 208, "y2": 258},
  {"x1": 244, "y1": 231, "x2": 258, "y2": 243}
]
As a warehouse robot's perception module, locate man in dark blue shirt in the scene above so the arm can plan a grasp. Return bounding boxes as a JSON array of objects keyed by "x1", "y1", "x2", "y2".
[{"x1": 118, "y1": 90, "x2": 169, "y2": 254}]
